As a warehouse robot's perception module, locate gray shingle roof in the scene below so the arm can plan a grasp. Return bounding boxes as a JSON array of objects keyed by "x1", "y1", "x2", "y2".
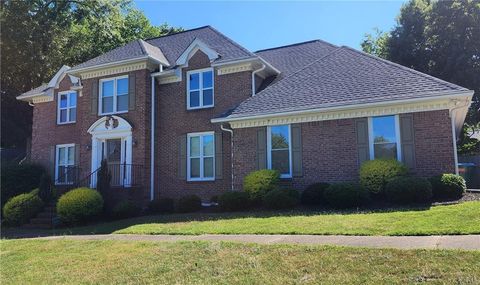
[
  {"x1": 17, "y1": 84, "x2": 49, "y2": 99},
  {"x1": 223, "y1": 46, "x2": 469, "y2": 119}
]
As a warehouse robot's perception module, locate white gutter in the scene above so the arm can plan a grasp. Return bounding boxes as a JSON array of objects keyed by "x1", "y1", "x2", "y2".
[
  {"x1": 67, "y1": 56, "x2": 170, "y2": 75},
  {"x1": 220, "y1": 124, "x2": 234, "y2": 191},
  {"x1": 150, "y1": 73, "x2": 156, "y2": 200},
  {"x1": 251, "y1": 63, "x2": 266, "y2": 96}
]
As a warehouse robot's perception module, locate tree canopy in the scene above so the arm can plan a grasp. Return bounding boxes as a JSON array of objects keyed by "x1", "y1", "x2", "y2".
[{"x1": 0, "y1": 0, "x2": 181, "y2": 148}]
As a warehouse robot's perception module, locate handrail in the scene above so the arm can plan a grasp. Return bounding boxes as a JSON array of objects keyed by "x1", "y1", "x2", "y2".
[{"x1": 54, "y1": 166, "x2": 81, "y2": 186}]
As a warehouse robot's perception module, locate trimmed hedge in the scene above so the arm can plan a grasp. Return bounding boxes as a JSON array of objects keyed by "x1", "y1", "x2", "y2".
[
  {"x1": 218, "y1": 192, "x2": 251, "y2": 212},
  {"x1": 385, "y1": 176, "x2": 432, "y2": 204},
  {"x1": 243, "y1": 169, "x2": 280, "y2": 201},
  {"x1": 111, "y1": 201, "x2": 141, "y2": 219},
  {"x1": 301, "y1": 183, "x2": 330, "y2": 205},
  {"x1": 430, "y1": 174, "x2": 466, "y2": 200},
  {"x1": 360, "y1": 159, "x2": 408, "y2": 195},
  {"x1": 176, "y1": 195, "x2": 202, "y2": 213},
  {"x1": 3, "y1": 189, "x2": 44, "y2": 226},
  {"x1": 1, "y1": 163, "x2": 46, "y2": 207},
  {"x1": 56, "y1": 188, "x2": 104, "y2": 225},
  {"x1": 148, "y1": 198, "x2": 175, "y2": 214},
  {"x1": 324, "y1": 183, "x2": 369, "y2": 209},
  {"x1": 263, "y1": 188, "x2": 300, "y2": 210}
]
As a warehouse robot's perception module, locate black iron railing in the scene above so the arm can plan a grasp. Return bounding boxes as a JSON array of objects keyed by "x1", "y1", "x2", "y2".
[
  {"x1": 107, "y1": 163, "x2": 145, "y2": 187},
  {"x1": 54, "y1": 166, "x2": 82, "y2": 186}
]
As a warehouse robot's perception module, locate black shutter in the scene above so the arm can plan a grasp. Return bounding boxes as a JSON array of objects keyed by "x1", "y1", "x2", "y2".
[
  {"x1": 128, "y1": 74, "x2": 136, "y2": 110},
  {"x1": 91, "y1": 79, "x2": 98, "y2": 115},
  {"x1": 400, "y1": 114, "x2": 416, "y2": 171},
  {"x1": 215, "y1": 132, "x2": 223, "y2": 179},
  {"x1": 256, "y1": 127, "x2": 267, "y2": 170},
  {"x1": 291, "y1": 124, "x2": 303, "y2": 177},
  {"x1": 356, "y1": 118, "x2": 370, "y2": 166}
]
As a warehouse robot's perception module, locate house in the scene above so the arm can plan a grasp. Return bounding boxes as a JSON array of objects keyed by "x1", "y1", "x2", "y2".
[{"x1": 17, "y1": 26, "x2": 474, "y2": 205}]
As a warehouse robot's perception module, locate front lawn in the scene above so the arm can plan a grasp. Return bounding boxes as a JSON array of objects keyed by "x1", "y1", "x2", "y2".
[{"x1": 1, "y1": 239, "x2": 479, "y2": 284}]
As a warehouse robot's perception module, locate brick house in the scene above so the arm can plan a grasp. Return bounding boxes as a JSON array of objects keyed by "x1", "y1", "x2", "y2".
[{"x1": 17, "y1": 26, "x2": 474, "y2": 205}]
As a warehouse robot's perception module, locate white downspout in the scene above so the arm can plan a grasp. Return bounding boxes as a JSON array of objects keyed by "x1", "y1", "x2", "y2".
[
  {"x1": 449, "y1": 99, "x2": 471, "y2": 175},
  {"x1": 251, "y1": 63, "x2": 266, "y2": 96},
  {"x1": 150, "y1": 74, "x2": 156, "y2": 200},
  {"x1": 220, "y1": 124, "x2": 234, "y2": 191}
]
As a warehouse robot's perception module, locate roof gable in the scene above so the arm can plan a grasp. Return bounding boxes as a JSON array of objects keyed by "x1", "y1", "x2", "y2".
[{"x1": 175, "y1": 38, "x2": 219, "y2": 66}]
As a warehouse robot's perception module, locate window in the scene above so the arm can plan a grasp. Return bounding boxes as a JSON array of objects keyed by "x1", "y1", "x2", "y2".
[
  {"x1": 55, "y1": 144, "x2": 75, "y2": 184},
  {"x1": 99, "y1": 76, "x2": 128, "y2": 114},
  {"x1": 57, "y1": 91, "x2": 76, "y2": 124},
  {"x1": 267, "y1": 125, "x2": 292, "y2": 178},
  {"x1": 369, "y1": 115, "x2": 401, "y2": 160},
  {"x1": 187, "y1": 68, "x2": 214, "y2": 109},
  {"x1": 187, "y1": 132, "x2": 215, "y2": 181}
]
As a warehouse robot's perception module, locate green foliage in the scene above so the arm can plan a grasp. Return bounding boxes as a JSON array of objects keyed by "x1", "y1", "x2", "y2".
[
  {"x1": 176, "y1": 195, "x2": 202, "y2": 213},
  {"x1": 96, "y1": 159, "x2": 111, "y2": 195},
  {"x1": 263, "y1": 188, "x2": 300, "y2": 210},
  {"x1": 148, "y1": 198, "x2": 175, "y2": 214},
  {"x1": 243, "y1": 169, "x2": 281, "y2": 201},
  {"x1": 111, "y1": 200, "x2": 141, "y2": 219},
  {"x1": 324, "y1": 183, "x2": 370, "y2": 209},
  {"x1": 300, "y1": 183, "x2": 330, "y2": 205},
  {"x1": 1, "y1": 163, "x2": 46, "y2": 207},
  {"x1": 38, "y1": 173, "x2": 53, "y2": 203},
  {"x1": 430, "y1": 174, "x2": 466, "y2": 200},
  {"x1": 57, "y1": 188, "x2": 104, "y2": 225},
  {"x1": 385, "y1": 176, "x2": 432, "y2": 204},
  {"x1": 218, "y1": 192, "x2": 251, "y2": 212},
  {"x1": 360, "y1": 159, "x2": 408, "y2": 195},
  {"x1": 3, "y1": 189, "x2": 44, "y2": 226}
]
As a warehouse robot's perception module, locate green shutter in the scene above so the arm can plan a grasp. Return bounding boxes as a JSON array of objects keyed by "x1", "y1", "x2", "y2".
[
  {"x1": 91, "y1": 79, "x2": 98, "y2": 115},
  {"x1": 128, "y1": 74, "x2": 136, "y2": 111},
  {"x1": 178, "y1": 135, "x2": 187, "y2": 180},
  {"x1": 49, "y1": 146, "x2": 56, "y2": 180},
  {"x1": 400, "y1": 114, "x2": 416, "y2": 171},
  {"x1": 291, "y1": 124, "x2": 303, "y2": 177},
  {"x1": 355, "y1": 118, "x2": 370, "y2": 166},
  {"x1": 215, "y1": 132, "x2": 223, "y2": 179},
  {"x1": 256, "y1": 127, "x2": 267, "y2": 170}
]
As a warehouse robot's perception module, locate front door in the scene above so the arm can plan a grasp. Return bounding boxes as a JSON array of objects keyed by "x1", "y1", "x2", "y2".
[{"x1": 103, "y1": 138, "x2": 126, "y2": 186}]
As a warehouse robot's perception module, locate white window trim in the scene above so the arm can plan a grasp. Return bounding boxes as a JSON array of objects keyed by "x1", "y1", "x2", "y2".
[
  {"x1": 55, "y1": 143, "x2": 75, "y2": 185},
  {"x1": 187, "y1": 131, "x2": 215, "y2": 181},
  {"x1": 57, "y1": 91, "x2": 77, "y2": 125},
  {"x1": 186, "y1": 68, "x2": 214, "y2": 110},
  {"x1": 99, "y1": 75, "x2": 129, "y2": 116},
  {"x1": 368, "y1": 115, "x2": 402, "y2": 161},
  {"x1": 267, "y1": 124, "x2": 293, "y2": 179}
]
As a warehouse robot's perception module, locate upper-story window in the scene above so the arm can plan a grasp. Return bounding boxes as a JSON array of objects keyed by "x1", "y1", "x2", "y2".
[
  {"x1": 99, "y1": 75, "x2": 128, "y2": 115},
  {"x1": 57, "y1": 91, "x2": 77, "y2": 124},
  {"x1": 369, "y1": 115, "x2": 401, "y2": 160},
  {"x1": 187, "y1": 68, "x2": 214, "y2": 110}
]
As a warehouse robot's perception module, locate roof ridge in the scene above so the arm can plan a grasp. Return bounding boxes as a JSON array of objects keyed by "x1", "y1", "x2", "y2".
[
  {"x1": 255, "y1": 39, "x2": 337, "y2": 53},
  {"x1": 144, "y1": 25, "x2": 210, "y2": 42},
  {"x1": 341, "y1": 46, "x2": 467, "y2": 91},
  {"x1": 206, "y1": 26, "x2": 254, "y2": 56},
  {"x1": 137, "y1": 39, "x2": 147, "y2": 55}
]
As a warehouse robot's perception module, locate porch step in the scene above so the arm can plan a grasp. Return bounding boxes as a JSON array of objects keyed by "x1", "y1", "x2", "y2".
[
  {"x1": 24, "y1": 204, "x2": 57, "y2": 229},
  {"x1": 22, "y1": 223, "x2": 53, "y2": 229},
  {"x1": 37, "y1": 212, "x2": 55, "y2": 219}
]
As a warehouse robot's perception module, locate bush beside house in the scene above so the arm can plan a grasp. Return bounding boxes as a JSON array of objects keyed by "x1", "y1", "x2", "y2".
[
  {"x1": 360, "y1": 159, "x2": 408, "y2": 195},
  {"x1": 218, "y1": 192, "x2": 251, "y2": 212},
  {"x1": 176, "y1": 195, "x2": 202, "y2": 213},
  {"x1": 263, "y1": 188, "x2": 300, "y2": 210},
  {"x1": 385, "y1": 177, "x2": 432, "y2": 204},
  {"x1": 2, "y1": 189, "x2": 44, "y2": 225},
  {"x1": 111, "y1": 200, "x2": 141, "y2": 219},
  {"x1": 243, "y1": 169, "x2": 280, "y2": 201},
  {"x1": 56, "y1": 188, "x2": 103, "y2": 225},
  {"x1": 148, "y1": 198, "x2": 175, "y2": 214},
  {"x1": 1, "y1": 163, "x2": 45, "y2": 207},
  {"x1": 301, "y1": 183, "x2": 330, "y2": 205},
  {"x1": 430, "y1": 174, "x2": 466, "y2": 200},
  {"x1": 324, "y1": 183, "x2": 370, "y2": 209}
]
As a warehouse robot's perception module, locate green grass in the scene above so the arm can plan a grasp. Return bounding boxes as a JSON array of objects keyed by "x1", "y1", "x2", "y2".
[{"x1": 1, "y1": 239, "x2": 479, "y2": 284}]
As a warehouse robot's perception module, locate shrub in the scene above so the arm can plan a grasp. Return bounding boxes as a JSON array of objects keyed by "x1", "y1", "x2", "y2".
[
  {"x1": 385, "y1": 176, "x2": 432, "y2": 204},
  {"x1": 38, "y1": 173, "x2": 53, "y2": 203},
  {"x1": 56, "y1": 188, "x2": 103, "y2": 225},
  {"x1": 148, "y1": 198, "x2": 175, "y2": 214},
  {"x1": 2, "y1": 189, "x2": 44, "y2": 226},
  {"x1": 324, "y1": 183, "x2": 369, "y2": 209},
  {"x1": 176, "y1": 195, "x2": 202, "y2": 213},
  {"x1": 218, "y1": 191, "x2": 251, "y2": 212},
  {"x1": 360, "y1": 159, "x2": 408, "y2": 195},
  {"x1": 263, "y1": 188, "x2": 300, "y2": 210},
  {"x1": 1, "y1": 163, "x2": 46, "y2": 207},
  {"x1": 301, "y1": 183, "x2": 330, "y2": 205},
  {"x1": 111, "y1": 200, "x2": 141, "y2": 219},
  {"x1": 430, "y1": 174, "x2": 466, "y2": 200},
  {"x1": 243, "y1": 169, "x2": 280, "y2": 201}
]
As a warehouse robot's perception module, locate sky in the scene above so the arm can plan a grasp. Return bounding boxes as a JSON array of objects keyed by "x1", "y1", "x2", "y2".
[{"x1": 134, "y1": 1, "x2": 407, "y2": 51}]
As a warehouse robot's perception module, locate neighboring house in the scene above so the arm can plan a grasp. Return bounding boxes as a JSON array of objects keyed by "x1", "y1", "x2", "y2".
[{"x1": 17, "y1": 26, "x2": 474, "y2": 204}]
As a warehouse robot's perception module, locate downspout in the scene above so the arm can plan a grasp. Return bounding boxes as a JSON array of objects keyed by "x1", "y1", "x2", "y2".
[
  {"x1": 251, "y1": 63, "x2": 266, "y2": 96},
  {"x1": 449, "y1": 99, "x2": 471, "y2": 175},
  {"x1": 150, "y1": 64, "x2": 164, "y2": 200},
  {"x1": 220, "y1": 124, "x2": 234, "y2": 191}
]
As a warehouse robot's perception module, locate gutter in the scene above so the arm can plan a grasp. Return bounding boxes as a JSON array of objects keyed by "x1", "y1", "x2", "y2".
[
  {"x1": 251, "y1": 63, "x2": 266, "y2": 96},
  {"x1": 67, "y1": 56, "x2": 170, "y2": 75},
  {"x1": 220, "y1": 124, "x2": 234, "y2": 191},
  {"x1": 449, "y1": 99, "x2": 472, "y2": 175}
]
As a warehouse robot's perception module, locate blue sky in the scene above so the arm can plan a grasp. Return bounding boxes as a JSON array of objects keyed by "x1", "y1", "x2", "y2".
[{"x1": 134, "y1": 1, "x2": 407, "y2": 51}]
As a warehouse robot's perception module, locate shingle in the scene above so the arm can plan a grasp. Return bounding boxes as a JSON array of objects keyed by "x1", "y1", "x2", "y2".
[{"x1": 18, "y1": 84, "x2": 49, "y2": 98}]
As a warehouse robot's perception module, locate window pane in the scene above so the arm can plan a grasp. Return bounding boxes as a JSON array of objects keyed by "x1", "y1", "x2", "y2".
[
  {"x1": 117, "y1": 78, "x2": 128, "y2": 95},
  {"x1": 203, "y1": 135, "x2": 214, "y2": 156},
  {"x1": 102, "y1": 97, "x2": 113, "y2": 113},
  {"x1": 68, "y1": 146, "x2": 75, "y2": 164},
  {"x1": 373, "y1": 116, "x2": 396, "y2": 143},
  {"x1": 189, "y1": 73, "x2": 199, "y2": 90},
  {"x1": 60, "y1": 109, "x2": 67, "y2": 122},
  {"x1": 271, "y1": 149, "x2": 290, "y2": 175},
  {"x1": 204, "y1": 157, "x2": 214, "y2": 178},
  {"x1": 271, "y1": 125, "x2": 289, "y2": 149},
  {"x1": 117, "y1": 94, "x2": 128, "y2": 111},
  {"x1": 190, "y1": 158, "x2": 200, "y2": 178},
  {"x1": 190, "y1": 91, "x2": 200, "y2": 107},
  {"x1": 60, "y1": 94, "x2": 68, "y2": 108},
  {"x1": 69, "y1": 92, "x2": 76, "y2": 107},
  {"x1": 58, "y1": 147, "x2": 65, "y2": 164},
  {"x1": 190, "y1": 136, "x2": 200, "y2": 156},
  {"x1": 69, "y1": 108, "x2": 76, "y2": 122},
  {"x1": 102, "y1": 80, "x2": 114, "y2": 97},
  {"x1": 203, "y1": 89, "x2": 213, "y2": 106},
  {"x1": 203, "y1": 71, "x2": 213, "y2": 88},
  {"x1": 374, "y1": 143, "x2": 397, "y2": 160}
]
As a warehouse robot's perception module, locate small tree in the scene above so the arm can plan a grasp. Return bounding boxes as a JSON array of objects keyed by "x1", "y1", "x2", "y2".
[
  {"x1": 38, "y1": 173, "x2": 53, "y2": 203},
  {"x1": 96, "y1": 159, "x2": 111, "y2": 195}
]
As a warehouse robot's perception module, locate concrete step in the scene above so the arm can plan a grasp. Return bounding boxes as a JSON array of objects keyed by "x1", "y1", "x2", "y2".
[{"x1": 37, "y1": 212, "x2": 55, "y2": 219}]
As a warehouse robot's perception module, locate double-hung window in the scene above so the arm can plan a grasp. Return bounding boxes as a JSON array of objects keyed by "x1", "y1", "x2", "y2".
[
  {"x1": 100, "y1": 76, "x2": 128, "y2": 115},
  {"x1": 55, "y1": 144, "x2": 75, "y2": 184},
  {"x1": 57, "y1": 91, "x2": 76, "y2": 124},
  {"x1": 369, "y1": 115, "x2": 401, "y2": 160},
  {"x1": 267, "y1": 125, "x2": 292, "y2": 178},
  {"x1": 187, "y1": 132, "x2": 215, "y2": 181},
  {"x1": 187, "y1": 68, "x2": 214, "y2": 109}
]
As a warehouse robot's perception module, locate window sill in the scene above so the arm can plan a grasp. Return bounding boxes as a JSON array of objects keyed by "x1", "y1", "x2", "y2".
[
  {"x1": 57, "y1": 121, "x2": 76, "y2": 125},
  {"x1": 55, "y1": 182, "x2": 74, "y2": 186},
  {"x1": 98, "y1": 110, "x2": 129, "y2": 116},
  {"x1": 187, "y1": 178, "x2": 216, "y2": 182},
  {"x1": 187, "y1": 105, "x2": 214, "y2": 111}
]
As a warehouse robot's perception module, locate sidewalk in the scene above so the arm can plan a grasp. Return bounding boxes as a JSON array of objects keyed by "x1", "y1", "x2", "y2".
[{"x1": 35, "y1": 234, "x2": 480, "y2": 250}]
